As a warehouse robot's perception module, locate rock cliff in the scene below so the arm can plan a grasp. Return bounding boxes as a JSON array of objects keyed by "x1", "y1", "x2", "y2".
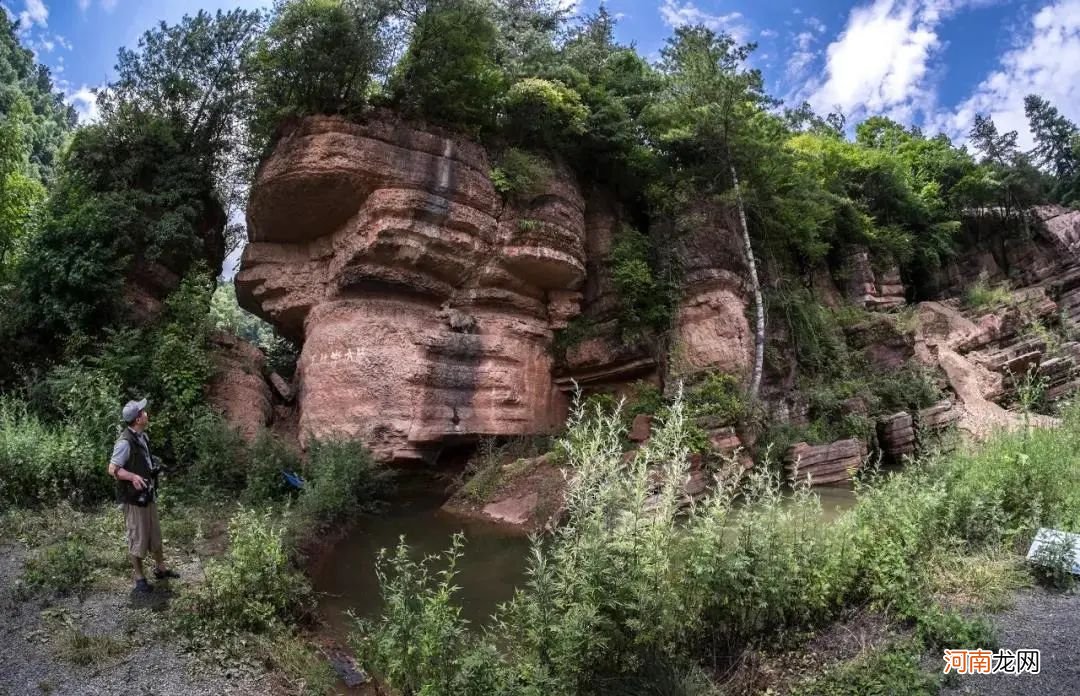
[
  {"x1": 237, "y1": 115, "x2": 624, "y2": 461},
  {"x1": 237, "y1": 114, "x2": 1080, "y2": 474}
]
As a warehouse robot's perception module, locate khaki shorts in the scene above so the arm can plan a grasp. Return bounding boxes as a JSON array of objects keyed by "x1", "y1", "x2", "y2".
[{"x1": 123, "y1": 502, "x2": 162, "y2": 559}]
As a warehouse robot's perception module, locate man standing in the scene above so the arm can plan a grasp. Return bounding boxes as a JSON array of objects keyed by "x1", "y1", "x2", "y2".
[{"x1": 108, "y1": 399, "x2": 178, "y2": 593}]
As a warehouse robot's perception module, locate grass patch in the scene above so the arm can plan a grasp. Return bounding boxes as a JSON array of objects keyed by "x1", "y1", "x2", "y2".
[
  {"x1": 265, "y1": 632, "x2": 337, "y2": 696},
  {"x1": 927, "y1": 547, "x2": 1031, "y2": 611},
  {"x1": 19, "y1": 540, "x2": 92, "y2": 597},
  {"x1": 55, "y1": 630, "x2": 129, "y2": 666},
  {"x1": 788, "y1": 641, "x2": 937, "y2": 696},
  {"x1": 963, "y1": 274, "x2": 1012, "y2": 311}
]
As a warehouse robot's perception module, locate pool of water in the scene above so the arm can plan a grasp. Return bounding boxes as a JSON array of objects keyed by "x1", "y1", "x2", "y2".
[
  {"x1": 311, "y1": 472, "x2": 532, "y2": 638},
  {"x1": 311, "y1": 475, "x2": 859, "y2": 640}
]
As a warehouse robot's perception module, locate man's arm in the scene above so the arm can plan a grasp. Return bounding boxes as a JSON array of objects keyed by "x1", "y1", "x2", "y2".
[{"x1": 108, "y1": 439, "x2": 147, "y2": 490}]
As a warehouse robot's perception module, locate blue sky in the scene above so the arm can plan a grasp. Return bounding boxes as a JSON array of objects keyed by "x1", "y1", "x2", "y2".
[{"x1": 3, "y1": 0, "x2": 1078, "y2": 148}]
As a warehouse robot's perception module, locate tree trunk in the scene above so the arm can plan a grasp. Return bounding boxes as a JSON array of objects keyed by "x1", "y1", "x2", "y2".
[{"x1": 731, "y1": 164, "x2": 765, "y2": 400}]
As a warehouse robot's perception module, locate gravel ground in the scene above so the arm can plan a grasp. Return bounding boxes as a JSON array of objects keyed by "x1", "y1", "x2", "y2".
[
  {"x1": 0, "y1": 543, "x2": 272, "y2": 696},
  {"x1": 943, "y1": 588, "x2": 1080, "y2": 696}
]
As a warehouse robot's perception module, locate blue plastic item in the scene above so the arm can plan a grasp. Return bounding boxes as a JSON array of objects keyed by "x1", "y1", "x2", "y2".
[{"x1": 282, "y1": 471, "x2": 306, "y2": 490}]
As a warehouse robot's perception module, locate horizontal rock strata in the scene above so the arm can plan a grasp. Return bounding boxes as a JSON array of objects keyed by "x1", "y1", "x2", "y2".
[
  {"x1": 238, "y1": 116, "x2": 587, "y2": 461},
  {"x1": 785, "y1": 438, "x2": 867, "y2": 486}
]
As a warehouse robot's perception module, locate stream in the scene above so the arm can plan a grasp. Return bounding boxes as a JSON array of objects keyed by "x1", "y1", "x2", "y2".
[{"x1": 311, "y1": 473, "x2": 859, "y2": 641}]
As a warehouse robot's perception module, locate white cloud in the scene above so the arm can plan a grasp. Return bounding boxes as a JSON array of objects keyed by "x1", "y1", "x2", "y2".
[
  {"x1": 77, "y1": 0, "x2": 89, "y2": 9},
  {"x1": 55, "y1": 33, "x2": 71, "y2": 50},
  {"x1": 931, "y1": 0, "x2": 1080, "y2": 148},
  {"x1": 803, "y1": 0, "x2": 949, "y2": 123},
  {"x1": 659, "y1": 0, "x2": 747, "y2": 41},
  {"x1": 806, "y1": 16, "x2": 827, "y2": 33},
  {"x1": 786, "y1": 30, "x2": 820, "y2": 81},
  {"x1": 18, "y1": 0, "x2": 47, "y2": 32},
  {"x1": 65, "y1": 85, "x2": 101, "y2": 124},
  {"x1": 101, "y1": 0, "x2": 118, "y2": 11},
  {"x1": 760, "y1": 28, "x2": 778, "y2": 38}
]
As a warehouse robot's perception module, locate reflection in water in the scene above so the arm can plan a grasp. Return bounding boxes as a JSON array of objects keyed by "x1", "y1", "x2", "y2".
[{"x1": 312, "y1": 477, "x2": 858, "y2": 639}]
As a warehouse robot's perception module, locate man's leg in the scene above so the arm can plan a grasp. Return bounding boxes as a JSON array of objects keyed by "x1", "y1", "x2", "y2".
[
  {"x1": 130, "y1": 554, "x2": 146, "y2": 581},
  {"x1": 124, "y1": 503, "x2": 152, "y2": 589},
  {"x1": 147, "y1": 503, "x2": 177, "y2": 578}
]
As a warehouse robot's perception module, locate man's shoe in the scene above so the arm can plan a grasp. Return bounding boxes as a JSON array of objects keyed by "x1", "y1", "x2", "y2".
[
  {"x1": 153, "y1": 568, "x2": 180, "y2": 580},
  {"x1": 133, "y1": 578, "x2": 153, "y2": 594}
]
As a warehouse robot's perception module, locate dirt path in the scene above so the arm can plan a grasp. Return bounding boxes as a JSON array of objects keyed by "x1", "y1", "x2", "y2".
[
  {"x1": 944, "y1": 588, "x2": 1080, "y2": 695},
  {"x1": 0, "y1": 544, "x2": 271, "y2": 696}
]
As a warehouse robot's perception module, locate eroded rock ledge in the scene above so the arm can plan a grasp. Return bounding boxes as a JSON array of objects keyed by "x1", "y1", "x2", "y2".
[{"x1": 237, "y1": 115, "x2": 607, "y2": 461}]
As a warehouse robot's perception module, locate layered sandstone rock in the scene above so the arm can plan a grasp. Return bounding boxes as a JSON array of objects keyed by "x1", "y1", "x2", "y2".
[
  {"x1": 553, "y1": 191, "x2": 658, "y2": 392},
  {"x1": 846, "y1": 247, "x2": 905, "y2": 311},
  {"x1": 878, "y1": 411, "x2": 916, "y2": 460},
  {"x1": 208, "y1": 331, "x2": 273, "y2": 440},
  {"x1": 237, "y1": 116, "x2": 585, "y2": 461},
  {"x1": 785, "y1": 438, "x2": 867, "y2": 486},
  {"x1": 671, "y1": 205, "x2": 754, "y2": 379}
]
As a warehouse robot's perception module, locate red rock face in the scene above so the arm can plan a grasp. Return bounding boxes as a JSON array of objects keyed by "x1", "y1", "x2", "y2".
[
  {"x1": 208, "y1": 331, "x2": 272, "y2": 440},
  {"x1": 237, "y1": 116, "x2": 581, "y2": 461},
  {"x1": 672, "y1": 205, "x2": 754, "y2": 380}
]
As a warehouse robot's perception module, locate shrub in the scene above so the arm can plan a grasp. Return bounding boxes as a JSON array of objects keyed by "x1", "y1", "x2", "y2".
[
  {"x1": 1030, "y1": 532, "x2": 1078, "y2": 591},
  {"x1": 684, "y1": 372, "x2": 746, "y2": 424},
  {"x1": 490, "y1": 148, "x2": 553, "y2": 199},
  {"x1": 352, "y1": 533, "x2": 490, "y2": 696},
  {"x1": 503, "y1": 77, "x2": 588, "y2": 150},
  {"x1": 609, "y1": 224, "x2": 677, "y2": 342},
  {"x1": 459, "y1": 438, "x2": 505, "y2": 504},
  {"x1": 20, "y1": 539, "x2": 93, "y2": 597},
  {"x1": 176, "y1": 508, "x2": 313, "y2": 638},
  {"x1": 182, "y1": 410, "x2": 250, "y2": 496},
  {"x1": 296, "y1": 438, "x2": 387, "y2": 534},
  {"x1": 353, "y1": 388, "x2": 1080, "y2": 694},
  {"x1": 243, "y1": 429, "x2": 302, "y2": 505},
  {"x1": 0, "y1": 397, "x2": 109, "y2": 505},
  {"x1": 963, "y1": 273, "x2": 1011, "y2": 311}
]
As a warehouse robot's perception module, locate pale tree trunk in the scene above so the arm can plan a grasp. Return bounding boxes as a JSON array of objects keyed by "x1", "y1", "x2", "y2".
[{"x1": 731, "y1": 164, "x2": 765, "y2": 400}]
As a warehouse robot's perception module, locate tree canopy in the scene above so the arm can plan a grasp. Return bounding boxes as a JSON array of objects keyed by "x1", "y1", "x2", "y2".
[{"x1": 2, "y1": 0, "x2": 1079, "y2": 375}]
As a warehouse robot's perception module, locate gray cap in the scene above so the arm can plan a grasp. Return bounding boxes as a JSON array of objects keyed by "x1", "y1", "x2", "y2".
[{"x1": 122, "y1": 398, "x2": 148, "y2": 424}]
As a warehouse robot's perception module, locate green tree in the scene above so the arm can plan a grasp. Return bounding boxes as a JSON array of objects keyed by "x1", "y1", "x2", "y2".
[
  {"x1": 108, "y1": 10, "x2": 262, "y2": 167},
  {"x1": 645, "y1": 27, "x2": 779, "y2": 398},
  {"x1": 1024, "y1": 95, "x2": 1078, "y2": 180},
  {"x1": 0, "y1": 12, "x2": 76, "y2": 181},
  {"x1": 1024, "y1": 95, "x2": 1080, "y2": 205},
  {"x1": 0, "y1": 96, "x2": 45, "y2": 276},
  {"x1": 968, "y1": 113, "x2": 1047, "y2": 214},
  {"x1": 389, "y1": 0, "x2": 504, "y2": 134},
  {"x1": 250, "y1": 0, "x2": 399, "y2": 149}
]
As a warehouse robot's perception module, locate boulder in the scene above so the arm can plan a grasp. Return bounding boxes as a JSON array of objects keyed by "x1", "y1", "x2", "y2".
[
  {"x1": 628, "y1": 414, "x2": 653, "y2": 442},
  {"x1": 785, "y1": 438, "x2": 867, "y2": 486},
  {"x1": 878, "y1": 411, "x2": 916, "y2": 459}
]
